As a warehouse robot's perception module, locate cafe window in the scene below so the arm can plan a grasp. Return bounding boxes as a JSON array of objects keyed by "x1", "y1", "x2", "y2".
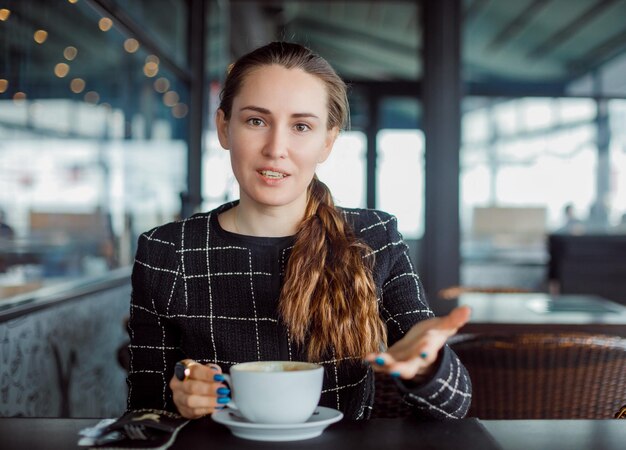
[
  {"x1": 377, "y1": 129, "x2": 424, "y2": 240},
  {"x1": 609, "y1": 99, "x2": 626, "y2": 231},
  {"x1": 461, "y1": 97, "x2": 598, "y2": 234},
  {"x1": 317, "y1": 132, "x2": 367, "y2": 208},
  {"x1": 377, "y1": 97, "x2": 424, "y2": 240},
  {"x1": 0, "y1": 1, "x2": 188, "y2": 297},
  {"x1": 461, "y1": 0, "x2": 626, "y2": 289}
]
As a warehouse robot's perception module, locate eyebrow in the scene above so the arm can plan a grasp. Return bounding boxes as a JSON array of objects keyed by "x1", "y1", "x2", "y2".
[{"x1": 240, "y1": 105, "x2": 320, "y2": 120}]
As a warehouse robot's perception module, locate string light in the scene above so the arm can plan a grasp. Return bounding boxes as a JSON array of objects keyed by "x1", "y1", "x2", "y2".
[
  {"x1": 64, "y1": 46, "x2": 78, "y2": 61},
  {"x1": 70, "y1": 78, "x2": 85, "y2": 93},
  {"x1": 0, "y1": 9, "x2": 10, "y2": 21},
  {"x1": 0, "y1": 79, "x2": 8, "y2": 93},
  {"x1": 143, "y1": 62, "x2": 158, "y2": 77},
  {"x1": 163, "y1": 91, "x2": 179, "y2": 107},
  {"x1": 153, "y1": 77, "x2": 170, "y2": 93},
  {"x1": 13, "y1": 92, "x2": 26, "y2": 102},
  {"x1": 68, "y1": 0, "x2": 79, "y2": 4},
  {"x1": 172, "y1": 103, "x2": 188, "y2": 119},
  {"x1": 145, "y1": 55, "x2": 159, "y2": 65},
  {"x1": 54, "y1": 63, "x2": 70, "y2": 78},
  {"x1": 123, "y1": 38, "x2": 139, "y2": 53},
  {"x1": 84, "y1": 91, "x2": 100, "y2": 104},
  {"x1": 99, "y1": 17, "x2": 113, "y2": 31},
  {"x1": 34, "y1": 30, "x2": 48, "y2": 44}
]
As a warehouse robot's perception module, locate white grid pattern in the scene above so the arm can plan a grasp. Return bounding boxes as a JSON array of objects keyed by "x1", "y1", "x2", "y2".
[{"x1": 127, "y1": 204, "x2": 471, "y2": 420}]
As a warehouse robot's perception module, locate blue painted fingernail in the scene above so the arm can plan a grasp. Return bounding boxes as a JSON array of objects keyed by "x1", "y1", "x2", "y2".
[
  {"x1": 420, "y1": 352, "x2": 428, "y2": 359},
  {"x1": 214, "y1": 374, "x2": 225, "y2": 382},
  {"x1": 217, "y1": 387, "x2": 230, "y2": 395},
  {"x1": 375, "y1": 357, "x2": 385, "y2": 366},
  {"x1": 391, "y1": 372, "x2": 401, "y2": 378},
  {"x1": 217, "y1": 396, "x2": 231, "y2": 404}
]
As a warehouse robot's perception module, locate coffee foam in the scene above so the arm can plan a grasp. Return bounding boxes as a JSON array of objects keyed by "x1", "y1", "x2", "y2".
[{"x1": 235, "y1": 361, "x2": 318, "y2": 372}]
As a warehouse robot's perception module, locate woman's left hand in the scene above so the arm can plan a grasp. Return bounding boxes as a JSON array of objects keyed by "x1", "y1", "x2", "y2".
[{"x1": 365, "y1": 305, "x2": 471, "y2": 381}]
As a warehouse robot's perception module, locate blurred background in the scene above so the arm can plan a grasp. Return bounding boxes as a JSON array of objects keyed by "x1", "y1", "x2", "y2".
[
  {"x1": 2, "y1": 0, "x2": 626, "y2": 308},
  {"x1": 2, "y1": 0, "x2": 626, "y2": 418}
]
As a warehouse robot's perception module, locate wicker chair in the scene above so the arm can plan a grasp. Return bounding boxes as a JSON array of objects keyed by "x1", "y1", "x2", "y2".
[
  {"x1": 450, "y1": 333, "x2": 626, "y2": 419},
  {"x1": 371, "y1": 372, "x2": 413, "y2": 419}
]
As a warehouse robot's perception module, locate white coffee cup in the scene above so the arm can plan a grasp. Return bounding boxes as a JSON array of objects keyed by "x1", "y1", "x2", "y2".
[{"x1": 222, "y1": 361, "x2": 324, "y2": 424}]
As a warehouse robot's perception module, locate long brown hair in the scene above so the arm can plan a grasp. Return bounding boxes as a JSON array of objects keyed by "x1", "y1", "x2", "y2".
[{"x1": 219, "y1": 42, "x2": 386, "y2": 361}]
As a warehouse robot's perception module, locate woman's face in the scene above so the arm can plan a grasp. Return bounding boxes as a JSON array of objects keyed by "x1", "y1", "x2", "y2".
[{"x1": 216, "y1": 65, "x2": 338, "y2": 212}]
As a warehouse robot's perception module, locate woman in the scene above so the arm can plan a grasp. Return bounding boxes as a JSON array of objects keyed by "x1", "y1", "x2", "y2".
[{"x1": 127, "y1": 42, "x2": 472, "y2": 421}]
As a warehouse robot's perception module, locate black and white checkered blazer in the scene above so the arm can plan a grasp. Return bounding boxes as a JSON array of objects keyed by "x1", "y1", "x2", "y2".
[{"x1": 127, "y1": 201, "x2": 472, "y2": 420}]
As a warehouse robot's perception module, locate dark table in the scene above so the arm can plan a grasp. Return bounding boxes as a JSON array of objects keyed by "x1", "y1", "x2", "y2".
[
  {"x1": 483, "y1": 420, "x2": 626, "y2": 450},
  {"x1": 458, "y1": 292, "x2": 626, "y2": 337},
  {"x1": 2, "y1": 417, "x2": 626, "y2": 450}
]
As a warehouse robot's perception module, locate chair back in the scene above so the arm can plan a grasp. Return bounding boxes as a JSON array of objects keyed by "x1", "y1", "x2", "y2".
[
  {"x1": 450, "y1": 333, "x2": 626, "y2": 419},
  {"x1": 371, "y1": 373, "x2": 412, "y2": 419}
]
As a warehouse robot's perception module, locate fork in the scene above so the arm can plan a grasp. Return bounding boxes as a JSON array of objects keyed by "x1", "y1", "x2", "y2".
[{"x1": 124, "y1": 424, "x2": 148, "y2": 440}]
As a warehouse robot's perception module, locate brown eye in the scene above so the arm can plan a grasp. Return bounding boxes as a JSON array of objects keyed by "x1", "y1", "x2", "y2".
[
  {"x1": 294, "y1": 123, "x2": 310, "y2": 132},
  {"x1": 247, "y1": 118, "x2": 264, "y2": 127}
]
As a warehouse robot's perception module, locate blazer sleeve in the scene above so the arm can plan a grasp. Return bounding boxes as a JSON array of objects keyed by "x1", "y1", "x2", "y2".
[
  {"x1": 126, "y1": 228, "x2": 184, "y2": 412},
  {"x1": 377, "y1": 215, "x2": 472, "y2": 419}
]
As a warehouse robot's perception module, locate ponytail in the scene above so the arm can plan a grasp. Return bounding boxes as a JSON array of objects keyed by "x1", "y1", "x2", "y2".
[{"x1": 279, "y1": 176, "x2": 387, "y2": 361}]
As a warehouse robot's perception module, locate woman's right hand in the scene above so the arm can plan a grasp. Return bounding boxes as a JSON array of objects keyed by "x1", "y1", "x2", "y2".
[{"x1": 169, "y1": 360, "x2": 231, "y2": 418}]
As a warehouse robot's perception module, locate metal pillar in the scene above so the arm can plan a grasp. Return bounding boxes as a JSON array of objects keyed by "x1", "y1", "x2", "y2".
[
  {"x1": 366, "y1": 90, "x2": 379, "y2": 209},
  {"x1": 592, "y1": 97, "x2": 611, "y2": 229},
  {"x1": 421, "y1": 0, "x2": 462, "y2": 315},
  {"x1": 183, "y1": 0, "x2": 207, "y2": 218}
]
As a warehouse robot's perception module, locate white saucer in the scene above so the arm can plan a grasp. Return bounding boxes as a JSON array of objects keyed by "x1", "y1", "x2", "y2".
[{"x1": 212, "y1": 406, "x2": 343, "y2": 442}]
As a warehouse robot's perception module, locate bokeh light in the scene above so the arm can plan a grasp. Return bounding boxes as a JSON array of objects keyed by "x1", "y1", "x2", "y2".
[
  {"x1": 64, "y1": 46, "x2": 78, "y2": 61},
  {"x1": 163, "y1": 91, "x2": 179, "y2": 107},
  {"x1": 153, "y1": 77, "x2": 170, "y2": 93},
  {"x1": 54, "y1": 63, "x2": 70, "y2": 78},
  {"x1": 34, "y1": 30, "x2": 48, "y2": 44},
  {"x1": 99, "y1": 17, "x2": 113, "y2": 31},
  {"x1": 70, "y1": 78, "x2": 86, "y2": 94},
  {"x1": 143, "y1": 62, "x2": 159, "y2": 77},
  {"x1": 123, "y1": 38, "x2": 140, "y2": 53},
  {"x1": 84, "y1": 91, "x2": 100, "y2": 104},
  {"x1": 172, "y1": 103, "x2": 189, "y2": 119}
]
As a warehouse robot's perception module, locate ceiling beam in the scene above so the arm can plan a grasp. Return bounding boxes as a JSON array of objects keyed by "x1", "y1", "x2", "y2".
[
  {"x1": 487, "y1": 0, "x2": 550, "y2": 52},
  {"x1": 527, "y1": 0, "x2": 617, "y2": 60},
  {"x1": 568, "y1": 26, "x2": 626, "y2": 78},
  {"x1": 466, "y1": 78, "x2": 567, "y2": 97},
  {"x1": 463, "y1": 0, "x2": 491, "y2": 22},
  {"x1": 302, "y1": 30, "x2": 418, "y2": 80},
  {"x1": 288, "y1": 16, "x2": 418, "y2": 57}
]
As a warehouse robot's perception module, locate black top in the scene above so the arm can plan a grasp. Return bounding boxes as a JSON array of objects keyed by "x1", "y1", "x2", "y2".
[{"x1": 127, "y1": 202, "x2": 472, "y2": 419}]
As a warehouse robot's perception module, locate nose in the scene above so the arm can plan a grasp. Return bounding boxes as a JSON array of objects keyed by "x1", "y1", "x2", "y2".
[{"x1": 262, "y1": 126, "x2": 288, "y2": 159}]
